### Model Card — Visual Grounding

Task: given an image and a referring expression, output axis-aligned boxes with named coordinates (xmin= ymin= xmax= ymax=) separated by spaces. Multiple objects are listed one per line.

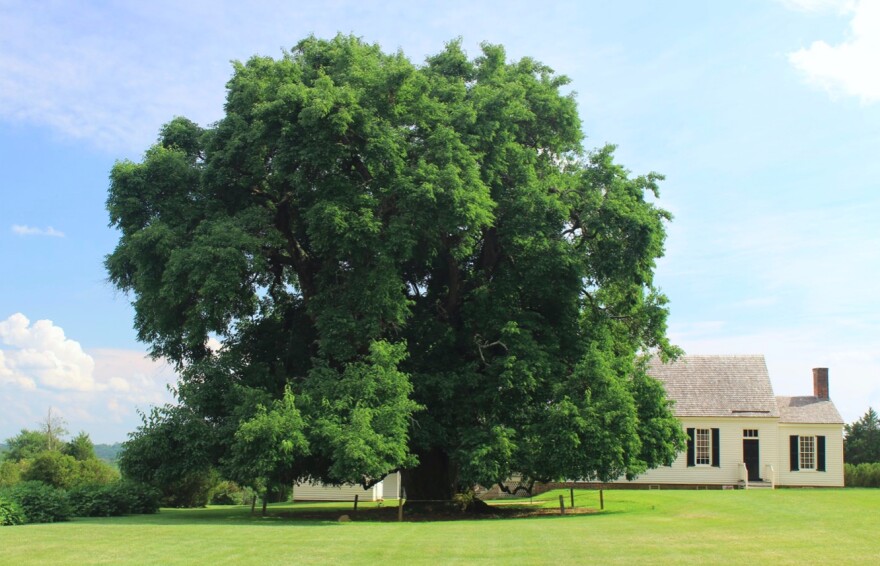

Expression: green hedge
xmin=1 ymin=481 xmax=71 ymax=523
xmin=844 ymin=463 xmax=880 ymax=487
xmin=0 ymin=495 xmax=26 ymax=526
xmin=68 ymin=481 xmax=161 ymax=517
xmin=0 ymin=480 xmax=159 ymax=525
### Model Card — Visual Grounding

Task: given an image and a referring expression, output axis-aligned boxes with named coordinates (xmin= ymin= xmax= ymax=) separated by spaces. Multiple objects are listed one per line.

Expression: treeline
xmin=844 ymin=407 xmax=879 ymax=488
xmin=1 ymin=412 xmax=158 ymax=526
xmin=844 ymin=463 xmax=880 ymax=488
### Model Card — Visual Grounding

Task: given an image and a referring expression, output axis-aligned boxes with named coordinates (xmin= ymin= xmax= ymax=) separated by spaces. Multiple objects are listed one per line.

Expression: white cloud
xmin=11 ymin=225 xmax=65 ymax=238
xmin=0 ymin=313 xmax=96 ymax=391
xmin=788 ymin=1 xmax=880 ymax=103
xmin=0 ymin=350 xmax=36 ymax=390
xmin=0 ymin=314 xmax=178 ymax=442
xmin=0 ymin=2 xmax=229 ymax=153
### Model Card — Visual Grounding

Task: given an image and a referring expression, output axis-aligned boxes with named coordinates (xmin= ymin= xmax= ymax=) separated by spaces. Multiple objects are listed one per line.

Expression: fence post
xmin=397 ymin=497 xmax=404 ymax=522
xmin=570 ymin=487 xmax=574 ymax=509
xmin=353 ymin=494 xmax=359 ymax=514
xmin=559 ymin=494 xmax=565 ymax=515
xmin=600 ymin=489 xmax=604 ymax=510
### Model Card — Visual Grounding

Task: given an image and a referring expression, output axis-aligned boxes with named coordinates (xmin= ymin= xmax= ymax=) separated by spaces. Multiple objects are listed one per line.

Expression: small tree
xmin=118 ymin=406 xmax=217 ymax=507
xmin=39 ymin=408 xmax=68 ymax=452
xmin=0 ymin=461 xmax=23 ymax=488
xmin=845 ymin=408 xmax=880 ymax=465
xmin=2 ymin=430 xmax=49 ymax=462
xmin=22 ymin=451 xmax=78 ymax=489
xmin=64 ymin=432 xmax=97 ymax=461
xmin=225 ymin=386 xmax=309 ymax=515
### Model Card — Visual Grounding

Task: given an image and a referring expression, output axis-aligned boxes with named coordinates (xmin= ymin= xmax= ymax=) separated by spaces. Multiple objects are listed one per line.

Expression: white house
xmin=293 ymin=471 xmax=401 ymax=502
xmin=625 ymin=355 xmax=844 ymax=488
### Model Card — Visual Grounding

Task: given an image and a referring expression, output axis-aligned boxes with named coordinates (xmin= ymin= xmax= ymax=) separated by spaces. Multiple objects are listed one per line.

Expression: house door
xmin=743 ymin=439 xmax=760 ymax=481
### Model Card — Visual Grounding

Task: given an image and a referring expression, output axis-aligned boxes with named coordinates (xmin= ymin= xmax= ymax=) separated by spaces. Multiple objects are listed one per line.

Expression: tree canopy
xmin=845 ymin=407 xmax=880 ymax=465
xmin=107 ymin=35 xmax=684 ymax=502
xmin=1 ymin=427 xmax=117 ymax=490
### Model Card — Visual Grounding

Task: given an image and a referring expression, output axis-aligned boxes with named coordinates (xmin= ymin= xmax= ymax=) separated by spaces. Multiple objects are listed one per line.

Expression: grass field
xmin=1 ymin=488 xmax=878 ymax=565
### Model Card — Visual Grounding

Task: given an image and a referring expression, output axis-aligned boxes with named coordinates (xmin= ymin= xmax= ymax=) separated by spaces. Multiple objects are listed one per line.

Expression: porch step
xmin=747 ymin=481 xmax=774 ymax=489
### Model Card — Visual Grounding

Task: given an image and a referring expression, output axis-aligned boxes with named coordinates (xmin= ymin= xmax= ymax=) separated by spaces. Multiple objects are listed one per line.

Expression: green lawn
xmin=1 ymin=489 xmax=877 ymax=565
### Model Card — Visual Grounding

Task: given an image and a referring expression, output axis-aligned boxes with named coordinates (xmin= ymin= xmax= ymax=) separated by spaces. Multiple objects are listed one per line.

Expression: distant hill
xmin=94 ymin=443 xmax=123 ymax=462
xmin=0 ymin=443 xmax=7 ymax=455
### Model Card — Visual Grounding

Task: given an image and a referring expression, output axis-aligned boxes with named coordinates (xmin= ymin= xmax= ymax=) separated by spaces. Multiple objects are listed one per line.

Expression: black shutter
xmin=686 ymin=428 xmax=695 ymax=467
xmin=711 ymin=428 xmax=720 ymax=467
xmin=817 ymin=436 xmax=826 ymax=472
xmin=790 ymin=435 xmax=799 ymax=471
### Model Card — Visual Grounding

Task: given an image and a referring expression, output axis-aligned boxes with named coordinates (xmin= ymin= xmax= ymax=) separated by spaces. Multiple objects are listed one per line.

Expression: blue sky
xmin=1 ymin=0 xmax=878 ymax=443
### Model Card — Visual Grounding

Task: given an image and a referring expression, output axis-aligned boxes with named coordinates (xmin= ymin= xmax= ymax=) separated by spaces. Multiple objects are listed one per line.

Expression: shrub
xmin=1 ymin=481 xmax=71 ymax=523
xmin=74 ymin=458 xmax=120 ymax=487
xmin=21 ymin=451 xmax=78 ymax=489
xmin=157 ymin=474 xmax=216 ymax=508
xmin=0 ymin=495 xmax=26 ymax=526
xmin=845 ymin=462 xmax=880 ymax=487
xmin=68 ymin=481 xmax=161 ymax=517
xmin=210 ymin=481 xmax=247 ymax=505
xmin=22 ymin=451 xmax=120 ymax=490
xmin=117 ymin=481 xmax=161 ymax=515
xmin=0 ymin=460 xmax=23 ymax=488
xmin=68 ymin=484 xmax=125 ymax=517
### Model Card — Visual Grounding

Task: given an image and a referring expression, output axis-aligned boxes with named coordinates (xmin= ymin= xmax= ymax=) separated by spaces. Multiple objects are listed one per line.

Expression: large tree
xmin=845 ymin=407 xmax=880 ymax=465
xmin=107 ymin=35 xmax=683 ymax=502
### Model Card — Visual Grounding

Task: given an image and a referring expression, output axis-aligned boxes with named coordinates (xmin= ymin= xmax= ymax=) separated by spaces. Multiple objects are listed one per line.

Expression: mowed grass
xmin=1 ymin=488 xmax=878 ymax=565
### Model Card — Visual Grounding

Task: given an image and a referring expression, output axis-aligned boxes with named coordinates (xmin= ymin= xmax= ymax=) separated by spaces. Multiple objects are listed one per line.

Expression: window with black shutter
xmin=711 ymin=428 xmax=720 ymax=467
xmin=686 ymin=428 xmax=695 ymax=467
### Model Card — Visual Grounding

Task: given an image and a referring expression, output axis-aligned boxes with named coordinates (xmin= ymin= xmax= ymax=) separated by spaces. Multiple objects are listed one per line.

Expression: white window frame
xmin=799 ymin=435 xmax=816 ymax=471
xmin=695 ymin=428 xmax=711 ymax=466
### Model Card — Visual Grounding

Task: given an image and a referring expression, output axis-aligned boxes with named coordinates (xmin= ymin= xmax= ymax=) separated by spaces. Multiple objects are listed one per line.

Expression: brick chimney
xmin=813 ymin=367 xmax=829 ymax=399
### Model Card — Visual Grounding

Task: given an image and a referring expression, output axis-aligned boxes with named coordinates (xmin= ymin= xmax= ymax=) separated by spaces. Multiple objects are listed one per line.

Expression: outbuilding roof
xmin=777 ymin=396 xmax=844 ymax=424
xmin=647 ymin=355 xmax=780 ymax=418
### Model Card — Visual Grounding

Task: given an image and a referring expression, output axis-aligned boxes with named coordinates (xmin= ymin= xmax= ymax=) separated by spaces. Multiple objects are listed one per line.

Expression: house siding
xmin=292 ymin=472 xmax=402 ymax=501
xmin=382 ymin=471 xmax=401 ymax=499
xmin=293 ymin=481 xmax=383 ymax=501
xmin=776 ymin=424 xmax=844 ymax=487
xmin=623 ymin=417 xmax=780 ymax=486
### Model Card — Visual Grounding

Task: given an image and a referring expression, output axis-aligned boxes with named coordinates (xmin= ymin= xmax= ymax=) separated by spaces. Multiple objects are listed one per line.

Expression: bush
xmin=845 ymin=462 xmax=880 ymax=487
xmin=74 ymin=458 xmax=120 ymax=487
xmin=210 ymin=481 xmax=247 ymax=505
xmin=21 ymin=451 xmax=119 ymax=489
xmin=158 ymin=474 xmax=216 ymax=508
xmin=68 ymin=484 xmax=125 ymax=517
xmin=68 ymin=481 xmax=161 ymax=517
xmin=119 ymin=481 xmax=161 ymax=514
xmin=0 ymin=460 xmax=23 ymax=488
xmin=0 ymin=495 xmax=26 ymax=526
xmin=1 ymin=481 xmax=71 ymax=523
xmin=22 ymin=451 xmax=78 ymax=489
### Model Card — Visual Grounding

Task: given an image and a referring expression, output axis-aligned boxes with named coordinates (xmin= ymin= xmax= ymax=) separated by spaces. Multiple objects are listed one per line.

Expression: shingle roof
xmin=647 ymin=355 xmax=780 ymax=418
xmin=776 ymin=396 xmax=844 ymax=424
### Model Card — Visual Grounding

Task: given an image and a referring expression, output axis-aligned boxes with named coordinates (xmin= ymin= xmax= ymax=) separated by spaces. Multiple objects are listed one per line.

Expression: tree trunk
xmin=400 ymin=448 xmax=495 ymax=514
xmin=261 ymin=486 xmax=269 ymax=517
xmin=401 ymin=448 xmax=456 ymax=503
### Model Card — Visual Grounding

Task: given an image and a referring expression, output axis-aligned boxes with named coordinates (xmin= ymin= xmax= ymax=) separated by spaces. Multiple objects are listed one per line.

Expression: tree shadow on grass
xmin=68 ymin=502 xmax=612 ymax=526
